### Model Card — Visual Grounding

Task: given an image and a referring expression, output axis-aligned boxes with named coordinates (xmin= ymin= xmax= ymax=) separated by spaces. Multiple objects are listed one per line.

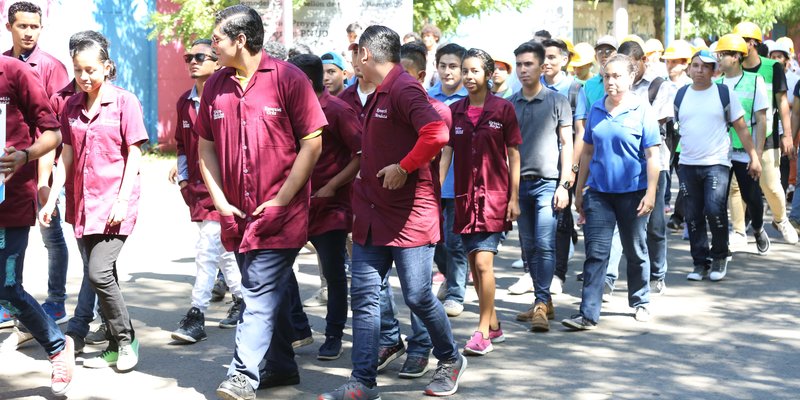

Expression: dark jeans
xmin=580 ymin=190 xmax=650 ymax=324
xmin=350 ymin=240 xmax=458 ymax=386
xmin=441 ymin=199 xmax=467 ymax=303
xmin=731 ymin=160 xmax=765 ymax=231
xmin=517 ymin=178 xmax=558 ymax=303
xmin=66 ymin=241 xmax=108 ymax=338
xmin=678 ymin=164 xmax=731 ymax=267
xmin=554 ymin=187 xmax=575 ymax=281
xmin=0 ymin=227 xmax=66 ymax=357
xmin=80 ymin=234 xmax=134 ymax=348
xmin=40 ymin=199 xmax=69 ymax=303
xmin=310 ymin=230 xmax=348 ymax=339
xmin=647 ymin=171 xmax=669 ymax=281
xmin=230 ymin=248 xmax=300 ymax=390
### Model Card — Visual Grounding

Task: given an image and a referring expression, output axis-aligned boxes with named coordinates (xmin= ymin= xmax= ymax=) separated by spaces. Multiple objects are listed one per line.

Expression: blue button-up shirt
xmin=428 ymin=82 xmax=468 ymax=199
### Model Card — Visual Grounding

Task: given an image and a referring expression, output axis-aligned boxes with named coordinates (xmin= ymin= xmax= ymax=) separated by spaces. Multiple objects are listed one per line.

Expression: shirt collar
xmin=375 ymin=64 xmax=405 ymax=94
xmin=592 ymin=94 xmax=644 ymax=114
xmin=541 ymin=71 xmax=568 ymax=89
xmin=188 ymin=84 xmax=200 ymax=102
xmin=429 ymin=81 xmax=468 ymax=100
xmin=5 ymin=45 xmax=38 ymax=64
xmin=513 ymin=85 xmax=549 ymax=104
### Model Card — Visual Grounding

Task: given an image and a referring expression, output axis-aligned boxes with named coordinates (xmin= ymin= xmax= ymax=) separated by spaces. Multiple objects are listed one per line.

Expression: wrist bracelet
xmin=395 ymin=164 xmax=408 ymax=176
xmin=22 ymin=149 xmax=29 ymax=164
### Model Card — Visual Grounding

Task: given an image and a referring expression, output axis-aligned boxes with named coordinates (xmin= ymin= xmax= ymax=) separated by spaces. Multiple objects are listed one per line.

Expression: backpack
xmin=648 ymin=77 xmax=665 ymax=105
xmin=673 ymin=83 xmax=732 ymax=128
xmin=567 ymin=80 xmax=583 ymax=115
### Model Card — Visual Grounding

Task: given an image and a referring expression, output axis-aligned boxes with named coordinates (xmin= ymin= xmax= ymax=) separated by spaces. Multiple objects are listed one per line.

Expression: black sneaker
xmin=318 ymin=378 xmax=381 ymax=400
xmin=667 ymin=215 xmax=684 ymax=230
xmin=66 ymin=331 xmax=85 ymax=355
xmin=85 ymin=323 xmax=109 ymax=345
xmin=424 ymin=354 xmax=467 ymax=396
xmin=709 ymin=258 xmax=728 ymax=281
xmin=561 ymin=314 xmax=597 ymax=331
xmin=317 ymin=336 xmax=343 ymax=361
xmin=377 ymin=340 xmax=405 ymax=372
xmin=398 ymin=354 xmax=429 ymax=379
xmin=755 ymin=228 xmax=770 ymax=255
xmin=257 ymin=369 xmax=300 ymax=390
xmin=171 ymin=307 xmax=207 ymax=343
xmin=219 ymin=297 xmax=243 ymax=329
xmin=211 ymin=277 xmax=228 ymax=302
xmin=217 ymin=373 xmax=255 ymax=400
xmin=686 ymin=265 xmax=709 ymax=281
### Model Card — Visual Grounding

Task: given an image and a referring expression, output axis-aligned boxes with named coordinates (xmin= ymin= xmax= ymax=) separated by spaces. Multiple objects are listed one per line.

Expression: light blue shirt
xmin=428 ymin=83 xmax=468 ymax=199
xmin=541 ymin=72 xmax=588 ymax=121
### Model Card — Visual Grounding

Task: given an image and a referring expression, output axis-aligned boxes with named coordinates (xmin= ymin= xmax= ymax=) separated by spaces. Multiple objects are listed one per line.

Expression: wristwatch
xmin=571 ymin=163 xmax=580 ymax=174
xmin=561 ymin=181 xmax=572 ymax=190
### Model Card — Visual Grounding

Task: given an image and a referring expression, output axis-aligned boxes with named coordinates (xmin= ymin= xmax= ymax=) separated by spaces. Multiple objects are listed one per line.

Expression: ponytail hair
xmin=71 ymin=34 xmax=117 ymax=81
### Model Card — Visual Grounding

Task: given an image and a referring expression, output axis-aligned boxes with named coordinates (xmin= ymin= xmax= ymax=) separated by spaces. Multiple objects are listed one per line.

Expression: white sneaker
xmin=729 ymin=231 xmax=748 ymax=248
xmin=303 ymin=287 xmax=328 ymax=307
xmin=511 ymin=258 xmax=524 ymax=269
xmin=442 ymin=299 xmax=464 ymax=317
xmin=1 ymin=326 xmax=34 ymax=352
xmin=507 ymin=273 xmax=534 ymax=295
xmin=773 ymin=219 xmax=799 ymax=244
xmin=550 ymin=276 xmax=564 ymax=295
xmin=634 ymin=306 xmax=651 ymax=322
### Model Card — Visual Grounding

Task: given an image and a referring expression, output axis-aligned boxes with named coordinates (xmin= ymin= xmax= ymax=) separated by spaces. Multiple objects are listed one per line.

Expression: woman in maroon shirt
xmin=441 ymin=49 xmax=522 ymax=356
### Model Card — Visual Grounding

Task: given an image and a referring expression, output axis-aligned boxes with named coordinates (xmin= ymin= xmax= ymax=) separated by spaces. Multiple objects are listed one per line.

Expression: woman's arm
xmin=506 ymin=146 xmax=520 ymax=222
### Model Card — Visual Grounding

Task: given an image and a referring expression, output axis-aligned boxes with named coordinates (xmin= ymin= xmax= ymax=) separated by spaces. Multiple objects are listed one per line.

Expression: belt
xmin=732 ymin=148 xmax=746 ymax=153
xmin=521 ymin=175 xmax=556 ymax=181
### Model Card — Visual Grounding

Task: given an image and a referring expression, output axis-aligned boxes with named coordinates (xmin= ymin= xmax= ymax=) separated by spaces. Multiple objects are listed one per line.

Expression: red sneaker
xmin=50 ymin=336 xmax=75 ymax=396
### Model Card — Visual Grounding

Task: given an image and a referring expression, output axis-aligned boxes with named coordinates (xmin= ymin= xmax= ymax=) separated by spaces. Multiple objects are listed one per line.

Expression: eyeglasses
xmin=714 ymin=51 xmax=737 ymax=60
xmin=184 ymin=53 xmax=217 ymax=64
xmin=596 ymin=48 xmax=615 ymax=57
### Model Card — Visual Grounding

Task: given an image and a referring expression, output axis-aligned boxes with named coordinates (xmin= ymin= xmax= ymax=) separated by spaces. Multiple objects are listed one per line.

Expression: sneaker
xmin=507 ymin=273 xmax=534 ymax=295
xmin=530 ymin=301 xmax=550 ymax=332
xmin=50 ymin=336 xmax=75 ymax=396
xmin=602 ymin=283 xmax=613 ymax=303
xmin=83 ymin=347 xmax=118 ymax=368
xmin=709 ymin=258 xmax=728 ymax=281
xmin=0 ymin=306 xmax=14 ymax=329
xmin=85 ymin=324 xmax=109 ymax=345
xmin=773 ymin=219 xmax=799 ymax=244
xmin=303 ymin=287 xmax=328 ymax=307
xmin=398 ymin=354 xmax=429 ymax=378
xmin=561 ymin=314 xmax=597 ymax=331
xmin=550 ymin=276 xmax=564 ymax=295
xmin=511 ymin=258 xmax=524 ymax=269
xmin=634 ymin=306 xmax=651 ymax=322
xmin=319 ymin=378 xmax=381 ymax=400
xmin=219 ymin=297 xmax=243 ymax=329
xmin=442 ymin=299 xmax=463 ymax=317
xmin=116 ymin=338 xmax=140 ymax=372
xmin=687 ymin=265 xmax=709 ymax=281
xmin=424 ymin=354 xmax=467 ymax=396
xmin=172 ymin=307 xmax=207 ymax=343
xmin=650 ymin=280 xmax=666 ymax=295
xmin=1 ymin=325 xmax=34 ymax=352
xmin=432 ymin=272 xmax=446 ymax=284
xmin=66 ymin=332 xmax=85 ymax=355
xmin=317 ymin=336 xmax=343 ymax=361
xmin=435 ymin=283 xmax=447 ymax=301
xmin=790 ymin=219 xmax=800 ymax=235
xmin=211 ymin=277 xmax=228 ymax=302
xmin=292 ymin=334 xmax=314 ymax=349
xmin=576 ymin=272 xmax=584 ymax=281
xmin=41 ymin=301 xmax=69 ymax=324
xmin=667 ymin=215 xmax=683 ymax=230
xmin=257 ymin=369 xmax=300 ymax=389
xmin=488 ymin=323 xmax=505 ymax=343
xmin=729 ymin=231 xmax=748 ymax=248
xmin=217 ymin=373 xmax=256 ymax=400
xmin=377 ymin=340 xmax=405 ymax=371
xmin=755 ymin=229 xmax=770 ymax=255
xmin=463 ymin=331 xmax=492 ymax=355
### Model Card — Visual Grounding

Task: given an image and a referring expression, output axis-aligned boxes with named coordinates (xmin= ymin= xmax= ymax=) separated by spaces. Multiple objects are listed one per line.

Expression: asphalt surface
xmin=1 ymin=157 xmax=798 ymax=400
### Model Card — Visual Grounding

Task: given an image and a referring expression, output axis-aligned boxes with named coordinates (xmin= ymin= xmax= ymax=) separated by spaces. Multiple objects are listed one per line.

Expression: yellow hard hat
xmin=644 ymin=38 xmax=664 ymax=54
xmin=662 ymin=40 xmax=693 ymax=60
xmin=715 ymin=34 xmax=748 ymax=54
xmin=620 ymin=34 xmax=645 ymax=49
xmin=557 ymin=37 xmax=576 ymax=55
xmin=777 ymin=37 xmax=795 ymax=55
xmin=569 ymin=42 xmax=595 ymax=67
xmin=732 ymin=21 xmax=763 ymax=42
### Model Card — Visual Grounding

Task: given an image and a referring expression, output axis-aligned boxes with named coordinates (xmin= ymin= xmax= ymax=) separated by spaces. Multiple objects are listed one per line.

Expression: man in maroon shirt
xmin=0 ymin=56 xmax=74 ymax=396
xmin=319 ymin=25 xmax=466 ymax=400
xmin=195 ymin=5 xmax=327 ymax=400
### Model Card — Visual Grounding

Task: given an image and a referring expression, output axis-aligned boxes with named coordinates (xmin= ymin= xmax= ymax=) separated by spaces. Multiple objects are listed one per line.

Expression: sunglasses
xmin=595 ymin=48 xmax=615 ymax=57
xmin=183 ymin=53 xmax=216 ymax=64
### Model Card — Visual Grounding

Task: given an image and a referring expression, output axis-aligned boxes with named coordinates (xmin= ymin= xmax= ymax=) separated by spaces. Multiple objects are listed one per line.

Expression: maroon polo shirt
xmin=5 ymin=45 xmax=69 ymax=97
xmin=175 ymin=88 xmax=218 ymax=223
xmin=352 ymin=64 xmax=446 ymax=247
xmin=195 ymin=51 xmax=327 ymax=252
xmin=449 ymin=93 xmax=522 ymax=234
xmin=338 ymin=81 xmax=367 ymax=121
xmin=0 ymin=56 xmax=60 ymax=227
xmin=49 ymin=80 xmax=77 ymax=224
xmin=308 ymin=90 xmax=362 ymax=237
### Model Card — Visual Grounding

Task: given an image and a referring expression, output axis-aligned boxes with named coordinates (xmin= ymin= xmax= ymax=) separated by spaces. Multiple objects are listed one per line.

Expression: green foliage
xmin=680 ymin=0 xmax=792 ymax=38
xmin=413 ymin=0 xmax=534 ymax=35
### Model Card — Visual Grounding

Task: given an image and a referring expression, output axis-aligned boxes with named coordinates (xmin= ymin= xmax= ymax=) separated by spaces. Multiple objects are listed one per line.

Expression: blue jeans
xmin=66 ymin=240 xmax=102 ymax=338
xmin=517 ymin=178 xmax=558 ymax=303
xmin=378 ymin=273 xmax=432 ymax=356
xmin=310 ymin=230 xmax=348 ymax=339
xmin=229 ymin=248 xmax=300 ymax=390
xmin=442 ymin=199 xmax=468 ymax=303
xmin=678 ymin=164 xmax=731 ymax=266
xmin=350 ymin=241 xmax=458 ymax=386
xmin=0 ymin=227 xmax=66 ymax=356
xmin=580 ymin=190 xmax=650 ymax=324
xmin=40 ymin=195 xmax=69 ymax=303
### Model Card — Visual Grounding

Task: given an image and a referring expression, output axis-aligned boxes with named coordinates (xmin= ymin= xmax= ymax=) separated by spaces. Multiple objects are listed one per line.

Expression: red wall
xmin=156 ymin=0 xmax=193 ymax=151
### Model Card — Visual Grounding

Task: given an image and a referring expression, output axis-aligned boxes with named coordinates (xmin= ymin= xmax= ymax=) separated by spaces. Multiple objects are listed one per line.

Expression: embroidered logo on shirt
xmin=213 ymin=110 xmax=225 ymax=120
xmin=182 ymin=120 xmax=191 ymax=128
xmin=455 ymin=126 xmax=464 ymax=135
xmin=488 ymin=121 xmax=503 ymax=130
xmin=374 ymin=108 xmax=388 ymax=119
xmin=0 ymin=96 xmax=9 ymax=104
xmin=264 ymin=106 xmax=283 ymax=116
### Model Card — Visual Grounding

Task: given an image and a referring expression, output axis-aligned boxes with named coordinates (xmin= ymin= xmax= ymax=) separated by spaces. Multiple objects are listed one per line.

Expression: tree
xmin=413 ymin=0 xmax=534 ymax=35
xmin=678 ymin=0 xmax=791 ymax=39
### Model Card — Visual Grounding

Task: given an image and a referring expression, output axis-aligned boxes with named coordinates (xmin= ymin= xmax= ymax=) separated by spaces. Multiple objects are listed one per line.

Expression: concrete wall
xmin=574 ymin=1 xmax=656 ymax=44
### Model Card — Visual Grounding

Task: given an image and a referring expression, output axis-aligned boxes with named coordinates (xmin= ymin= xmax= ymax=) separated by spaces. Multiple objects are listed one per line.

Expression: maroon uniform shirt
xmin=308 ymin=90 xmax=362 ymax=237
xmin=352 ymin=64 xmax=446 ymax=247
xmin=175 ymin=88 xmax=218 ymax=223
xmin=0 ymin=56 xmax=61 ymax=227
xmin=338 ymin=81 xmax=367 ymax=121
xmin=4 ymin=45 xmax=69 ymax=97
xmin=195 ymin=52 xmax=328 ymax=252
xmin=449 ymin=94 xmax=522 ymax=234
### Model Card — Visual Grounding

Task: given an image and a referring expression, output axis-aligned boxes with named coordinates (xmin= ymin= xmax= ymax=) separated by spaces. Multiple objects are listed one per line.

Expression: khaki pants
xmin=730 ymin=148 xmax=787 ymax=232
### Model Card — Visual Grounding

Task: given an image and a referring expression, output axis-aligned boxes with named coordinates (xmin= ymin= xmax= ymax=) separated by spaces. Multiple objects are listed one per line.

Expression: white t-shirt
xmin=721 ymin=73 xmax=769 ymax=163
xmin=631 ymin=70 xmax=676 ymax=171
xmin=356 ymin=84 xmax=374 ymax=106
xmin=678 ymin=84 xmax=745 ymax=167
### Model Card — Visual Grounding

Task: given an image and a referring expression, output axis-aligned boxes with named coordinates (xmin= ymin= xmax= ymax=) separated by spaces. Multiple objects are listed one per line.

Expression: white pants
xmin=191 ymin=220 xmax=241 ymax=311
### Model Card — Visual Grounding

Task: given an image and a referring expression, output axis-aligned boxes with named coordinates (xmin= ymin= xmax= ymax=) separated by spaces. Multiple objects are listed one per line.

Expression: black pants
xmin=554 ymin=187 xmax=575 ymax=281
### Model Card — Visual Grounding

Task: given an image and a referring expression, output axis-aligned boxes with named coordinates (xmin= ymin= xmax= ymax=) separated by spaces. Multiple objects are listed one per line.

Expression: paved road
xmin=1 ymin=157 xmax=798 ymax=400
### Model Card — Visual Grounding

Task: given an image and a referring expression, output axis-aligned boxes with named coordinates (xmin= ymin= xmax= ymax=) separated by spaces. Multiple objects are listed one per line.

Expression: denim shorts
xmin=460 ymin=232 xmax=502 ymax=254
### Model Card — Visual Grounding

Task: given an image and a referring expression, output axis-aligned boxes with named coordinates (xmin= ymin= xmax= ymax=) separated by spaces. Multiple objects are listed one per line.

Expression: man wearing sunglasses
xmin=168 ymin=38 xmax=244 ymax=344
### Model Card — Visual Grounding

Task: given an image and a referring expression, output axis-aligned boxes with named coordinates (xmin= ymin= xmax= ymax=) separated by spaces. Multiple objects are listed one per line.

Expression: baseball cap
xmin=595 ymin=35 xmax=618 ymax=50
xmin=692 ymin=49 xmax=717 ymax=65
xmin=321 ymin=51 xmax=345 ymax=71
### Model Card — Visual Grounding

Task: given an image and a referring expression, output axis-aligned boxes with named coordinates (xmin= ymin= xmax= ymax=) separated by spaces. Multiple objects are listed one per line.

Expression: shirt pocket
xmin=250 ymin=205 xmax=290 ymax=238
xmin=219 ymin=214 xmax=244 ymax=252
xmin=479 ymin=189 xmax=509 ymax=223
xmin=259 ymin=114 xmax=296 ymax=149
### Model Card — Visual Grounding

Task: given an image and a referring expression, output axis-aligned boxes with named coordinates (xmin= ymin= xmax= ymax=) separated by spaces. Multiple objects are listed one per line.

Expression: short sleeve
xmin=641 ymin=104 xmax=661 ymax=149
xmin=574 ymin=87 xmax=588 ymax=121
xmin=16 ymin=65 xmax=60 ymax=134
xmin=773 ymin=62 xmax=788 ymax=94
xmin=285 ymin=70 xmax=328 ymax=141
xmin=336 ymin=103 xmax=362 ymax=155
xmin=396 ymin=83 xmax=442 ymax=132
xmin=503 ymin=102 xmax=523 ymax=146
xmin=583 ymin=110 xmax=595 ymax=145
xmin=196 ymin=85 xmax=214 ymax=141
xmin=652 ymin=81 xmax=675 ymax=120
xmin=752 ymin=76 xmax=770 ymax=112
xmin=555 ymin=93 xmax=573 ymax=127
xmin=726 ymin=85 xmax=746 ymax=123
xmin=119 ymin=93 xmax=149 ymax=147
xmin=60 ymin=106 xmax=72 ymax=146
